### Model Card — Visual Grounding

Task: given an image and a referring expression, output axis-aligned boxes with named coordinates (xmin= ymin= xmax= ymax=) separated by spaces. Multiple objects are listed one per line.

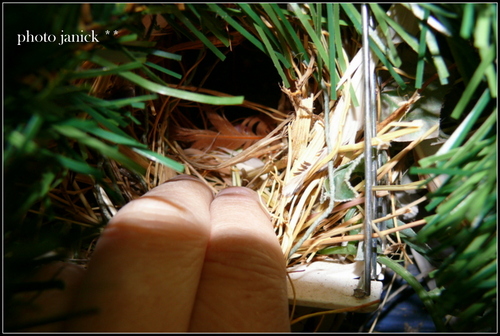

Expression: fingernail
xmin=217 ymin=186 xmax=257 ymax=198
xmin=166 ymin=174 xmax=201 ymax=183
xmin=217 ymin=187 xmax=271 ymax=220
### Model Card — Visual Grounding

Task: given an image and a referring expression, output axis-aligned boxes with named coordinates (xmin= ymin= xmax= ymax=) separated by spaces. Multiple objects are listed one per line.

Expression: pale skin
xmin=13 ymin=175 xmax=290 ymax=332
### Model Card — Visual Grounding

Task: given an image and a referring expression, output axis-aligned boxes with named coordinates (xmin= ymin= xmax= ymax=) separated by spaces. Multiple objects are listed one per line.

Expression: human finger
xmin=188 ymin=187 xmax=290 ymax=332
xmin=7 ymin=262 xmax=85 ymax=332
xmin=65 ymin=176 xmax=214 ymax=332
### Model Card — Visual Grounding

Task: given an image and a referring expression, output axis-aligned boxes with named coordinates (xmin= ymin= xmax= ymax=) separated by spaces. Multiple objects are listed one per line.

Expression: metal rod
xmin=361 ymin=3 xmax=374 ymax=297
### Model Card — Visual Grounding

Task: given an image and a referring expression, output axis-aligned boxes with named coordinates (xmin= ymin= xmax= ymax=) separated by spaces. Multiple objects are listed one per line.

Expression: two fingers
xmin=64 ymin=176 xmax=289 ymax=332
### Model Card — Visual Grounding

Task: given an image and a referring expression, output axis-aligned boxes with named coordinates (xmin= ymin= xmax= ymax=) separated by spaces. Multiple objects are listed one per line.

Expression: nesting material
xmin=287 ymin=261 xmax=382 ymax=312
xmin=72 ymin=5 xmax=443 ymax=316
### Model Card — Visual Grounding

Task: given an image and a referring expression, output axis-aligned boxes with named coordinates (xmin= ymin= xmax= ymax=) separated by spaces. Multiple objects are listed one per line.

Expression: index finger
xmin=65 ymin=176 xmax=214 ymax=332
xmin=189 ymin=187 xmax=290 ymax=332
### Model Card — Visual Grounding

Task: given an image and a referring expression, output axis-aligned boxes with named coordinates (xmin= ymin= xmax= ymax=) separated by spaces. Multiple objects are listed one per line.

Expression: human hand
xmin=12 ymin=175 xmax=290 ymax=332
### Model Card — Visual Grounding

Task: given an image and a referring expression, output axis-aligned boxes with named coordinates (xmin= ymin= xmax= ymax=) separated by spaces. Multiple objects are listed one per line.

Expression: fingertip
xmin=9 ymin=262 xmax=86 ymax=332
xmin=165 ymin=174 xmax=204 ymax=183
xmin=215 ymin=187 xmax=271 ymax=221
xmin=216 ymin=186 xmax=257 ymax=198
xmin=65 ymin=175 xmax=215 ymax=332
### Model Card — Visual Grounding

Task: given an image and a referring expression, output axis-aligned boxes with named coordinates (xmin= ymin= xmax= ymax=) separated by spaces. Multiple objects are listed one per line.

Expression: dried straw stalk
xmin=162 ymin=65 xmax=430 ymax=267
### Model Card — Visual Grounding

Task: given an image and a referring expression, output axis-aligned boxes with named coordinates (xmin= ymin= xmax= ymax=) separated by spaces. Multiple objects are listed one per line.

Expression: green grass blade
xmin=145 ymin=61 xmax=182 ymax=79
xmin=289 ymin=3 xmax=330 ymax=71
xmin=90 ymin=54 xmax=244 ymax=105
xmin=240 ymin=4 xmax=280 ymax=50
xmin=314 ymin=4 xmax=324 ymax=75
xmin=419 ymin=4 xmax=459 ymax=18
xmin=52 ymin=154 xmax=104 ymax=177
xmin=260 ymin=4 xmax=297 ymax=69
xmin=61 ymin=119 xmax=148 ymax=148
xmin=52 ymin=124 xmax=145 ymax=174
xmin=424 ymin=23 xmax=450 ymax=85
xmin=170 ymin=6 xmax=226 ymax=61
xmin=341 ymin=3 xmax=406 ymax=88
xmin=270 ymin=4 xmax=308 ymax=64
xmin=68 ymin=61 xmax=143 ymax=79
xmin=206 ymin=4 xmax=266 ymax=54
xmin=260 ymin=5 xmax=291 ymax=50
xmin=333 ymin=4 xmax=347 ymax=76
xmin=149 ymin=49 xmax=182 ymax=61
xmin=132 ymin=147 xmax=184 ymax=173
xmin=383 ymin=7 xmax=420 ymax=53
xmin=446 ymin=89 xmax=491 ymax=146
xmin=340 ymin=4 xmax=362 ymax=33
xmin=370 ymin=4 xmax=402 ymax=67
xmin=415 ymin=9 xmax=430 ymax=89
xmin=326 ymin=4 xmax=338 ymax=100
xmin=74 ymin=97 xmax=129 ymax=135
xmin=254 ymin=24 xmax=290 ymax=88
xmin=451 ymin=43 xmax=495 ymax=119
xmin=370 ymin=40 xmax=407 ymax=89
xmin=378 ymin=255 xmax=446 ymax=331
xmin=98 ymin=94 xmax=158 ymax=109
xmin=187 ymin=4 xmax=230 ymax=48
xmin=473 ymin=5 xmax=493 ymax=50
xmin=460 ymin=3 xmax=475 ymax=39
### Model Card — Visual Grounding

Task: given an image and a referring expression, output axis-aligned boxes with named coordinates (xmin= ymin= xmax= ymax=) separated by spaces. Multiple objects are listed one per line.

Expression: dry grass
xmin=65 ymin=9 xmax=438 ymax=270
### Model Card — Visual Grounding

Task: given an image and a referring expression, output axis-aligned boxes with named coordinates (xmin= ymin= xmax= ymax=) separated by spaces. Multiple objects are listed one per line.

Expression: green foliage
xmin=4 ymin=4 xmax=242 ymax=323
xmin=405 ymin=5 xmax=496 ymax=330
xmin=3 ymin=3 xmax=496 ymax=332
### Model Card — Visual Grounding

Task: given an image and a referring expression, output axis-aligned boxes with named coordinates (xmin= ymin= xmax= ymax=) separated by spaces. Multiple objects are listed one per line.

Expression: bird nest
xmin=51 ymin=4 xmax=452 ymax=265
xmin=65 ymin=12 xmax=440 ymax=269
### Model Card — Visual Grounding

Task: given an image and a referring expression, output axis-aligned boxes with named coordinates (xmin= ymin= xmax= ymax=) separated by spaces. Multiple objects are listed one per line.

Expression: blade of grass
xmin=369 ymin=4 xmax=402 ymax=67
xmin=419 ymin=4 xmax=459 ymax=18
xmin=326 ymin=3 xmax=338 ymax=100
xmin=118 ymin=46 xmax=171 ymax=87
xmin=314 ymin=3 xmax=324 ymax=75
xmin=53 ymin=124 xmax=145 ymax=174
xmin=415 ymin=8 xmax=430 ymax=89
xmin=261 ymin=5 xmax=295 ymax=53
xmin=289 ymin=3 xmax=330 ymax=71
xmin=132 ymin=147 xmax=184 ymax=173
xmin=450 ymin=46 xmax=495 ymax=120
xmin=145 ymin=61 xmax=182 ymax=79
xmin=341 ymin=3 xmax=406 ymax=88
xmin=52 ymin=153 xmax=104 ymax=177
xmin=370 ymin=41 xmax=407 ymax=89
xmin=170 ymin=6 xmax=226 ymax=61
xmin=207 ymin=4 xmax=265 ymax=54
xmin=98 ymin=94 xmax=158 ymax=109
xmin=378 ymin=255 xmax=446 ymax=331
xmin=186 ymin=4 xmax=230 ymax=48
xmin=68 ymin=61 xmax=144 ymax=79
xmin=424 ymin=21 xmax=450 ymax=85
xmin=270 ymin=3 xmax=309 ymax=65
xmin=60 ymin=119 xmax=148 ymax=148
xmin=239 ymin=4 xmax=280 ymax=51
xmin=383 ymin=7 xmax=420 ymax=53
xmin=93 ymin=49 xmax=147 ymax=64
xmin=74 ymin=97 xmax=130 ymax=136
xmin=460 ymin=3 xmax=475 ymax=39
xmin=260 ymin=4 xmax=297 ymax=69
xmin=238 ymin=4 xmax=292 ymax=69
xmin=341 ymin=3 xmax=362 ymax=33
xmin=90 ymin=54 xmax=244 ymax=105
xmin=149 ymin=49 xmax=182 ymax=61
xmin=474 ymin=6 xmax=497 ymax=98
xmin=333 ymin=4 xmax=347 ymax=76
xmin=254 ymin=24 xmax=290 ymax=88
